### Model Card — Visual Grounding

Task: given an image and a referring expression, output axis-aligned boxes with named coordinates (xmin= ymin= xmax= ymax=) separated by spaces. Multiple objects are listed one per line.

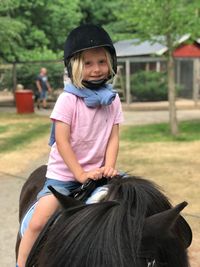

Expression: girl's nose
xmin=93 ymin=63 xmax=100 ymax=72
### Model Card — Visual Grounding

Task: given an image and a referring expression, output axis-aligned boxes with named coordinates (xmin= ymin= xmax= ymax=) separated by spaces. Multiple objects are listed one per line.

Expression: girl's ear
xmin=143 ymin=202 xmax=192 ymax=248
xmin=48 ymin=185 xmax=85 ymax=209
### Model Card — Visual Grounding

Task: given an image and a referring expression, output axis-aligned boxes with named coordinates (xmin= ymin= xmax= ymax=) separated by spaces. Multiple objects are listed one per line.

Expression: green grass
xmin=0 ymin=111 xmax=200 ymax=154
xmin=120 ymin=120 xmax=200 ymax=142
xmin=0 ymin=113 xmax=50 ymax=153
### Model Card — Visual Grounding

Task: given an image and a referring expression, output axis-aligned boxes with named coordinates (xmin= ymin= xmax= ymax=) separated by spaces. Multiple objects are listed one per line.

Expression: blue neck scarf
xmin=64 ymin=83 xmax=116 ymax=107
xmin=48 ymin=83 xmax=116 ymax=146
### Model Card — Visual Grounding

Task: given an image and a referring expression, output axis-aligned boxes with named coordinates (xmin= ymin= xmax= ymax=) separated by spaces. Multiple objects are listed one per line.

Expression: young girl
xmin=17 ymin=24 xmax=123 ymax=267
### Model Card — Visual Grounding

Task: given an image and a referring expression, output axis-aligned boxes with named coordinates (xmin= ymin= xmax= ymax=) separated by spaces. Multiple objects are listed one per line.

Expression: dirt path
xmin=0 ymin=135 xmax=49 ymax=266
xmin=0 ymin=174 xmax=24 ymax=266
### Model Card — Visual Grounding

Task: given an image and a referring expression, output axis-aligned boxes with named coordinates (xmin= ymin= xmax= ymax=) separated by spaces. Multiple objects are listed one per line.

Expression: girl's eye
xmin=99 ymin=59 xmax=106 ymax=64
xmin=84 ymin=61 xmax=91 ymax=66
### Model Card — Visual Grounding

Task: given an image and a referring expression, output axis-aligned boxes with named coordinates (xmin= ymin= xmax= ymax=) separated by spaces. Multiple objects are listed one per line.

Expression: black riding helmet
xmin=64 ymin=24 xmax=117 ymax=79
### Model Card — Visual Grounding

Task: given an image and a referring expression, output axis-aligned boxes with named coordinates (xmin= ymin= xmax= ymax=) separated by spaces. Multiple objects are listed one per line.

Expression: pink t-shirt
xmin=46 ymin=92 xmax=124 ymax=181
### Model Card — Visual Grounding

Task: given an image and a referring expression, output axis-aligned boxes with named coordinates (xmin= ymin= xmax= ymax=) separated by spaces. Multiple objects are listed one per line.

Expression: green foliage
xmin=39 ymin=0 xmax=82 ymax=52
xmin=111 ymin=0 xmax=200 ymax=135
xmin=0 ymin=0 xmax=82 ymax=62
xmin=0 ymin=68 xmax=12 ymax=91
xmin=0 ymin=0 xmax=126 ymax=63
xmin=16 ymin=47 xmax=60 ymax=62
xmin=79 ymin=0 xmax=117 ymax=25
xmin=1 ymin=0 xmax=199 ymax=64
xmin=16 ymin=63 xmax=64 ymax=91
xmin=1 ymin=63 xmax=64 ymax=91
xmin=0 ymin=16 xmax=25 ymax=62
xmin=131 ymin=71 xmax=168 ymax=101
xmin=114 ymin=0 xmax=200 ymax=46
xmin=130 ymin=70 xmax=182 ymax=102
xmin=0 ymin=0 xmax=126 ymax=62
xmin=120 ymin=120 xmax=200 ymax=142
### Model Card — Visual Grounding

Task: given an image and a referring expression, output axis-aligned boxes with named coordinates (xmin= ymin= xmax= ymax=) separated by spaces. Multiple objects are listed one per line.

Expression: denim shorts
xmin=37 ymin=178 xmax=81 ymax=201
xmin=40 ymin=90 xmax=47 ymax=100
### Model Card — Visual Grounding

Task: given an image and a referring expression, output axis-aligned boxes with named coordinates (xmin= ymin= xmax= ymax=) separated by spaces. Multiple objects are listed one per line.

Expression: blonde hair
xmin=70 ymin=48 xmax=115 ymax=88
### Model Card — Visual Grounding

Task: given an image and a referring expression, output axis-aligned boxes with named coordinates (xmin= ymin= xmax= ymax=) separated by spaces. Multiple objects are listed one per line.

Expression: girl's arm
xmin=55 ymin=121 xmax=102 ymax=183
xmin=101 ymin=124 xmax=119 ymax=177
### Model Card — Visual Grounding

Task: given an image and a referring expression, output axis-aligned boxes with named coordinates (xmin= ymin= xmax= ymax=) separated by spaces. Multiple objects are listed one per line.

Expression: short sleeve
xmin=113 ymin=94 xmax=124 ymax=124
xmin=50 ymin=92 xmax=77 ymax=125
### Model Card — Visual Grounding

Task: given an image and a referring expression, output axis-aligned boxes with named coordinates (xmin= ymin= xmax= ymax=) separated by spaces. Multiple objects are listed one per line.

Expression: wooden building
xmin=114 ymin=37 xmax=200 ymax=104
xmin=173 ymin=41 xmax=200 ymax=105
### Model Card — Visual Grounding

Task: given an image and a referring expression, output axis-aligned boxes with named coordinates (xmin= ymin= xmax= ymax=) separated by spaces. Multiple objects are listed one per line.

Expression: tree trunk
xmin=167 ymin=51 xmax=178 ymax=136
xmin=12 ymin=62 xmax=17 ymax=103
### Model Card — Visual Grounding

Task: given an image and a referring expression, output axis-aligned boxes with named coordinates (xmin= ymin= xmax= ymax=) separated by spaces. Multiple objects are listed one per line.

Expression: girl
xmin=17 ymin=24 xmax=123 ymax=267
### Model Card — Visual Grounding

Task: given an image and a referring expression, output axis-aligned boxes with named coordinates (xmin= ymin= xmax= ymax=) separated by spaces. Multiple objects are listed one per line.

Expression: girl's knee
xmin=27 ymin=195 xmax=58 ymax=233
xmin=29 ymin=217 xmax=47 ymax=233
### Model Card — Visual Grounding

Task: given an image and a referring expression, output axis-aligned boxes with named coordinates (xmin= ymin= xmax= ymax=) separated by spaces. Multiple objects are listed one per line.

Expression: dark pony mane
xmin=37 ymin=175 xmax=190 ymax=267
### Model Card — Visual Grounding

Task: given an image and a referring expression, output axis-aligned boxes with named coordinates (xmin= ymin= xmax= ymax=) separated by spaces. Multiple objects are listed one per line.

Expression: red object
xmin=15 ymin=90 xmax=34 ymax=114
xmin=173 ymin=43 xmax=200 ymax=57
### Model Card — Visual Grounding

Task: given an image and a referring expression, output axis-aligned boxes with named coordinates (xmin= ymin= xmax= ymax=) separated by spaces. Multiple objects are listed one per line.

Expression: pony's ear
xmin=48 ymin=185 xmax=85 ymax=209
xmin=143 ymin=201 xmax=192 ymax=248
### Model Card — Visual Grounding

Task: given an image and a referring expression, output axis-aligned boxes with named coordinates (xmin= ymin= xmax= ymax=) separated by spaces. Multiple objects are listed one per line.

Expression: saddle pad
xmin=86 ymin=185 xmax=109 ymax=204
xmin=20 ymin=202 xmax=38 ymax=237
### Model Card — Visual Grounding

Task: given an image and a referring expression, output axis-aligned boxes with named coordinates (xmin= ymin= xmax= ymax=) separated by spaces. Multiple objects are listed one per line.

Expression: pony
xmin=16 ymin=165 xmax=192 ymax=267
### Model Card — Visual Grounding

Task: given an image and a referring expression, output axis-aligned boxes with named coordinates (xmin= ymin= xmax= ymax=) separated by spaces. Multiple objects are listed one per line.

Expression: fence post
xmin=12 ymin=62 xmax=17 ymax=94
xmin=193 ymin=58 xmax=200 ymax=107
xmin=125 ymin=59 xmax=131 ymax=104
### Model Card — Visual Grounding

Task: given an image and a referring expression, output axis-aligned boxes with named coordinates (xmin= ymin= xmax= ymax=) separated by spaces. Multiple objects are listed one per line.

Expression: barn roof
xmin=114 ymin=39 xmax=166 ymax=58
xmin=173 ymin=43 xmax=200 ymax=57
xmin=114 ymin=35 xmax=200 ymax=58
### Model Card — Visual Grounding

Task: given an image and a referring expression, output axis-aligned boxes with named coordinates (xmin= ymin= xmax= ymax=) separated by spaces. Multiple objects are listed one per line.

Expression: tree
xmin=32 ymin=0 xmax=82 ymax=52
xmin=0 ymin=0 xmax=124 ymax=62
xmin=79 ymin=0 xmax=122 ymax=41
xmin=114 ymin=0 xmax=200 ymax=135
xmin=79 ymin=0 xmax=117 ymax=25
xmin=0 ymin=0 xmax=82 ymax=62
xmin=0 ymin=0 xmax=25 ymax=62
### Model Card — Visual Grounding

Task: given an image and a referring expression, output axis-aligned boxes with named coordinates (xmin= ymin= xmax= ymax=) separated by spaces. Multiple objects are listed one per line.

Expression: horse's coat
xmin=16 ymin=165 xmax=192 ymax=267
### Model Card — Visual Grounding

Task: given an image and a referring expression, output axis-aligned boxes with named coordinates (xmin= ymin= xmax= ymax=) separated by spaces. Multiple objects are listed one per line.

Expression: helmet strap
xmin=82 ymin=79 xmax=108 ymax=89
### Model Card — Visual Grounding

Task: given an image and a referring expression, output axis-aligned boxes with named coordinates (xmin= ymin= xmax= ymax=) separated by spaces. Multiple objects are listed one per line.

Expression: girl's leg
xmin=17 ymin=194 xmax=59 ymax=267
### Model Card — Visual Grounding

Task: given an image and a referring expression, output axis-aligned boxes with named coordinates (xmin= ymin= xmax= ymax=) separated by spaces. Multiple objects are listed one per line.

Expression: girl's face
xmin=82 ymin=48 xmax=109 ymax=81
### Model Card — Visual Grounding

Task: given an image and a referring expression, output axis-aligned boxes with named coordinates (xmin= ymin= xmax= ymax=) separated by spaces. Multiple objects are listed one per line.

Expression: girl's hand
xmin=100 ymin=166 xmax=118 ymax=178
xmin=78 ymin=168 xmax=103 ymax=183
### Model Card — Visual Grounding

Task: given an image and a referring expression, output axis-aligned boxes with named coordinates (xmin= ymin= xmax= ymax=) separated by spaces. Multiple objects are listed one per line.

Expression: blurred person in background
xmin=35 ymin=67 xmax=52 ymax=109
